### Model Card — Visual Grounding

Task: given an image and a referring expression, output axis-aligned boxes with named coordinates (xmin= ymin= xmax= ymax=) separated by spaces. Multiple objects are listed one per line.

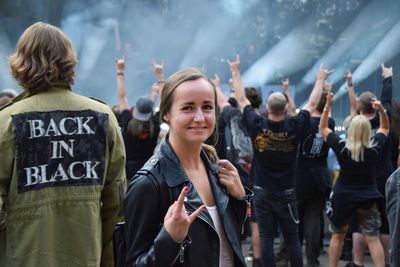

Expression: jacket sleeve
xmin=230 ymin=187 xmax=252 ymax=236
xmin=101 ymin=112 xmax=127 ymax=267
xmin=0 ymin=114 xmax=15 ymax=231
xmin=386 ymin=169 xmax=400 ymax=267
xmin=381 ymin=77 xmax=393 ymax=117
xmin=124 ymin=174 xmax=181 ymax=267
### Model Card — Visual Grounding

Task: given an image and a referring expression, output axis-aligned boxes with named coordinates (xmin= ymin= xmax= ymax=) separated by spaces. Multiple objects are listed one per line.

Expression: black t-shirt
xmin=120 ymin=109 xmax=160 ymax=179
xmin=298 ymin=117 xmax=335 ymax=168
xmin=242 ymin=105 xmax=311 ymax=191
xmin=327 ymin=132 xmax=386 ymax=186
xmin=370 ymin=114 xmax=394 ymax=191
xmin=326 ymin=132 xmax=386 ymax=226
xmin=296 ymin=117 xmax=335 ymax=200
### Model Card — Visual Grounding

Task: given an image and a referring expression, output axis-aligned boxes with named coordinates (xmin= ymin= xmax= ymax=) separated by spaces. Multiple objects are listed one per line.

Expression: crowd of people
xmin=1 ymin=22 xmax=400 ymax=267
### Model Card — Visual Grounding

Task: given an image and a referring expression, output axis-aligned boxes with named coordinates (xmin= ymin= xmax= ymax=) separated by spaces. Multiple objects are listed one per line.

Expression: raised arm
xmin=345 ymin=70 xmax=357 ymax=117
xmin=319 ymin=92 xmax=334 ymax=141
xmin=380 ymin=63 xmax=393 ymax=114
xmin=372 ymin=99 xmax=390 ymax=136
xmin=151 ymin=60 xmax=165 ymax=101
xmin=211 ymin=74 xmax=229 ymax=111
xmin=116 ymin=58 xmax=129 ymax=111
xmin=303 ymin=64 xmax=333 ymax=113
xmin=282 ymin=78 xmax=297 ymax=115
xmin=227 ymin=55 xmax=250 ymax=113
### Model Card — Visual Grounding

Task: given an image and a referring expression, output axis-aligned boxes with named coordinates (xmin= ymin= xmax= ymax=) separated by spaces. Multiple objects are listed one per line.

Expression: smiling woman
xmin=123 ymin=67 xmax=251 ymax=267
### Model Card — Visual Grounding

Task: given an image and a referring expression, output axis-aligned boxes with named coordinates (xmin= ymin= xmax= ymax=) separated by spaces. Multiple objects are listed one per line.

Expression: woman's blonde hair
xmin=345 ymin=115 xmax=374 ymax=162
xmin=8 ymin=22 xmax=77 ymax=92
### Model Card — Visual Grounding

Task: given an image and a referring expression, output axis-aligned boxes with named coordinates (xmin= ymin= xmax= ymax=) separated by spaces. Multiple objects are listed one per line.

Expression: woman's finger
xmin=174 ymin=186 xmax=189 ymax=213
xmin=189 ymin=205 xmax=206 ymax=224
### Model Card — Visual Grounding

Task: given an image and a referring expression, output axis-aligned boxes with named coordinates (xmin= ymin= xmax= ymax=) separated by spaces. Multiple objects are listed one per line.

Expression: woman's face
xmin=163 ymin=78 xmax=216 ymax=145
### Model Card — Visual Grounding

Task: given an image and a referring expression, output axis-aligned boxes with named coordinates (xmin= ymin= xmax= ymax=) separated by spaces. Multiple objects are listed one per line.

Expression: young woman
xmin=123 ymin=68 xmax=250 ymax=266
xmin=319 ymin=93 xmax=389 ymax=267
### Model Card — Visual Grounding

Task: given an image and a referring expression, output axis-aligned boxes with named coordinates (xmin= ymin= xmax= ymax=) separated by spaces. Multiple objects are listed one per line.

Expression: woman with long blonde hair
xmin=319 ymin=93 xmax=389 ymax=267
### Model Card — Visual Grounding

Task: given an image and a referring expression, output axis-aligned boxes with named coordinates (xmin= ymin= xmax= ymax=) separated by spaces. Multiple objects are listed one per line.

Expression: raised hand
xmin=218 ymin=159 xmax=245 ymax=199
xmin=152 ymin=60 xmax=164 ymax=81
xmin=371 ymin=98 xmax=384 ymax=113
xmin=116 ymin=57 xmax=125 ymax=72
xmin=326 ymin=92 xmax=334 ymax=108
xmin=381 ymin=63 xmax=393 ymax=79
xmin=317 ymin=64 xmax=334 ymax=81
xmin=211 ymin=74 xmax=221 ymax=89
xmin=227 ymin=54 xmax=241 ymax=74
xmin=164 ymin=186 xmax=205 ymax=242
xmin=345 ymin=70 xmax=353 ymax=85
xmin=281 ymin=78 xmax=289 ymax=92
xmin=324 ymin=82 xmax=333 ymax=93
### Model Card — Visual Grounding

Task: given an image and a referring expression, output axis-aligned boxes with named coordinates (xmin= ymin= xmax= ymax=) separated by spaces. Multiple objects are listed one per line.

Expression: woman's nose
xmin=193 ymin=108 xmax=205 ymax=121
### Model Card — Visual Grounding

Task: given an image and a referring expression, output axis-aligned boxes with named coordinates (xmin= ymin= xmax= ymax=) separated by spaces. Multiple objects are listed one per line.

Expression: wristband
xmin=117 ymin=72 xmax=124 ymax=76
xmin=157 ymin=80 xmax=165 ymax=84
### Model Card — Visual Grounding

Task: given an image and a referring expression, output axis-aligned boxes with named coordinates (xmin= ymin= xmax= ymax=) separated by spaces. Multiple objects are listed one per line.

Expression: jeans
xmin=386 ymin=168 xmax=400 ymax=267
xmin=298 ymin=196 xmax=325 ymax=265
xmin=254 ymin=186 xmax=303 ymax=267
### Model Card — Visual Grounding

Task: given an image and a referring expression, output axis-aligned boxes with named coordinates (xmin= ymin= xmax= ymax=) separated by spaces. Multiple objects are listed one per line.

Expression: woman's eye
xmin=182 ymin=106 xmax=193 ymax=111
xmin=203 ymin=105 xmax=214 ymax=110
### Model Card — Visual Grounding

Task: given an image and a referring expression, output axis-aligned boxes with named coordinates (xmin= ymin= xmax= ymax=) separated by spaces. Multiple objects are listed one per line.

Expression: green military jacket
xmin=0 ymin=86 xmax=126 ymax=267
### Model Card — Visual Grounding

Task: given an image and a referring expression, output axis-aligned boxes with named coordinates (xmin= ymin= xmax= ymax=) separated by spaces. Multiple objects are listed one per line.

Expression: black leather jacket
xmin=124 ymin=138 xmax=248 ymax=267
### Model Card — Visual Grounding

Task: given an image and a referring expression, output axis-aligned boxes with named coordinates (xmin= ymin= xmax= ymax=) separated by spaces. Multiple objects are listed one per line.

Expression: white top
xmin=206 ymin=205 xmax=234 ymax=267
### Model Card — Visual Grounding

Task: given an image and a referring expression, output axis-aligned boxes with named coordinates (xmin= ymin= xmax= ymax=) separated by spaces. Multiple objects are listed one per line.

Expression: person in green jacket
xmin=0 ymin=22 xmax=126 ymax=267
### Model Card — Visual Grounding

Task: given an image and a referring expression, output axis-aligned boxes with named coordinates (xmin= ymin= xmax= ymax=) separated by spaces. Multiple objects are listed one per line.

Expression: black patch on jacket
xmin=12 ymin=110 xmax=107 ymax=193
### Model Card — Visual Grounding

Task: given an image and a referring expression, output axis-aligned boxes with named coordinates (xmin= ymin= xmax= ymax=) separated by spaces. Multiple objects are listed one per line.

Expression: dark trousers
xmin=298 ymin=195 xmax=325 ymax=265
xmin=254 ymin=186 xmax=303 ymax=267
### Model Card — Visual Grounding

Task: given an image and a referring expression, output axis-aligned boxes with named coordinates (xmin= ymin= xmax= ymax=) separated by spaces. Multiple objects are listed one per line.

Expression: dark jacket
xmin=123 ymin=138 xmax=248 ymax=267
xmin=386 ymin=167 xmax=400 ymax=267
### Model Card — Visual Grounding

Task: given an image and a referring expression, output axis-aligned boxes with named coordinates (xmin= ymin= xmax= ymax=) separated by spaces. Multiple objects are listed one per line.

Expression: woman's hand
xmin=326 ymin=92 xmax=334 ymax=108
xmin=116 ymin=57 xmax=125 ymax=72
xmin=218 ymin=159 xmax=246 ymax=199
xmin=152 ymin=60 xmax=164 ymax=81
xmin=371 ymin=98 xmax=384 ymax=113
xmin=227 ymin=54 xmax=241 ymax=75
xmin=164 ymin=186 xmax=205 ymax=243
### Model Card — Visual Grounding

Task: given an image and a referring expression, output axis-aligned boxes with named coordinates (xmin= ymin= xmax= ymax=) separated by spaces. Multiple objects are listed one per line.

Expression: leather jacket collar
xmin=155 ymin=137 xmax=230 ymax=222
xmin=156 ymin=136 xmax=219 ymax=187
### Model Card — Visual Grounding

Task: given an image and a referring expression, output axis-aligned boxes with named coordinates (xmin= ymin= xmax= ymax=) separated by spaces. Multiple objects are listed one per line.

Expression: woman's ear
xmin=163 ymin=113 xmax=170 ymax=123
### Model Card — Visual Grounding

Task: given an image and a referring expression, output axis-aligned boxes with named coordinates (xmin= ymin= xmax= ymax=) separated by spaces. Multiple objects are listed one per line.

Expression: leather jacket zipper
xmin=172 ymin=239 xmax=191 ymax=265
xmin=186 ymin=206 xmax=217 ymax=233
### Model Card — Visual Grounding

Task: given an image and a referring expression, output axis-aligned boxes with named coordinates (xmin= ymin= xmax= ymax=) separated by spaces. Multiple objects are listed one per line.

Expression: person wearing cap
xmin=115 ymin=58 xmax=162 ymax=181
xmin=0 ymin=22 xmax=126 ymax=266
xmin=0 ymin=89 xmax=17 ymax=108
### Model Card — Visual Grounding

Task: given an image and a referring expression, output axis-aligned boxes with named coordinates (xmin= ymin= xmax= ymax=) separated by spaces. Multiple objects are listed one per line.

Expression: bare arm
xmin=116 ymin=58 xmax=129 ymax=111
xmin=345 ymin=70 xmax=357 ymax=117
xmin=282 ymin=78 xmax=297 ymax=115
xmin=227 ymin=55 xmax=250 ymax=113
xmin=372 ymin=99 xmax=390 ymax=136
xmin=303 ymin=64 xmax=333 ymax=113
xmin=151 ymin=60 xmax=165 ymax=101
xmin=211 ymin=74 xmax=229 ymax=112
xmin=319 ymin=92 xmax=334 ymax=141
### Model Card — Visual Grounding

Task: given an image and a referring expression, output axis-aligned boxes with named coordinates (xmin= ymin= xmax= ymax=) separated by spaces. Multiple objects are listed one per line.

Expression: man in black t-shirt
xmin=227 ymin=55 xmax=333 ymax=267
xmin=296 ymin=87 xmax=335 ymax=267
xmin=350 ymin=64 xmax=393 ymax=267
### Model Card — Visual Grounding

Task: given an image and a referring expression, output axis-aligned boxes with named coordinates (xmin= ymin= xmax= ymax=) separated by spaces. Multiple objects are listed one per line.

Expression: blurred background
xmin=1 ymin=0 xmax=400 ymax=126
